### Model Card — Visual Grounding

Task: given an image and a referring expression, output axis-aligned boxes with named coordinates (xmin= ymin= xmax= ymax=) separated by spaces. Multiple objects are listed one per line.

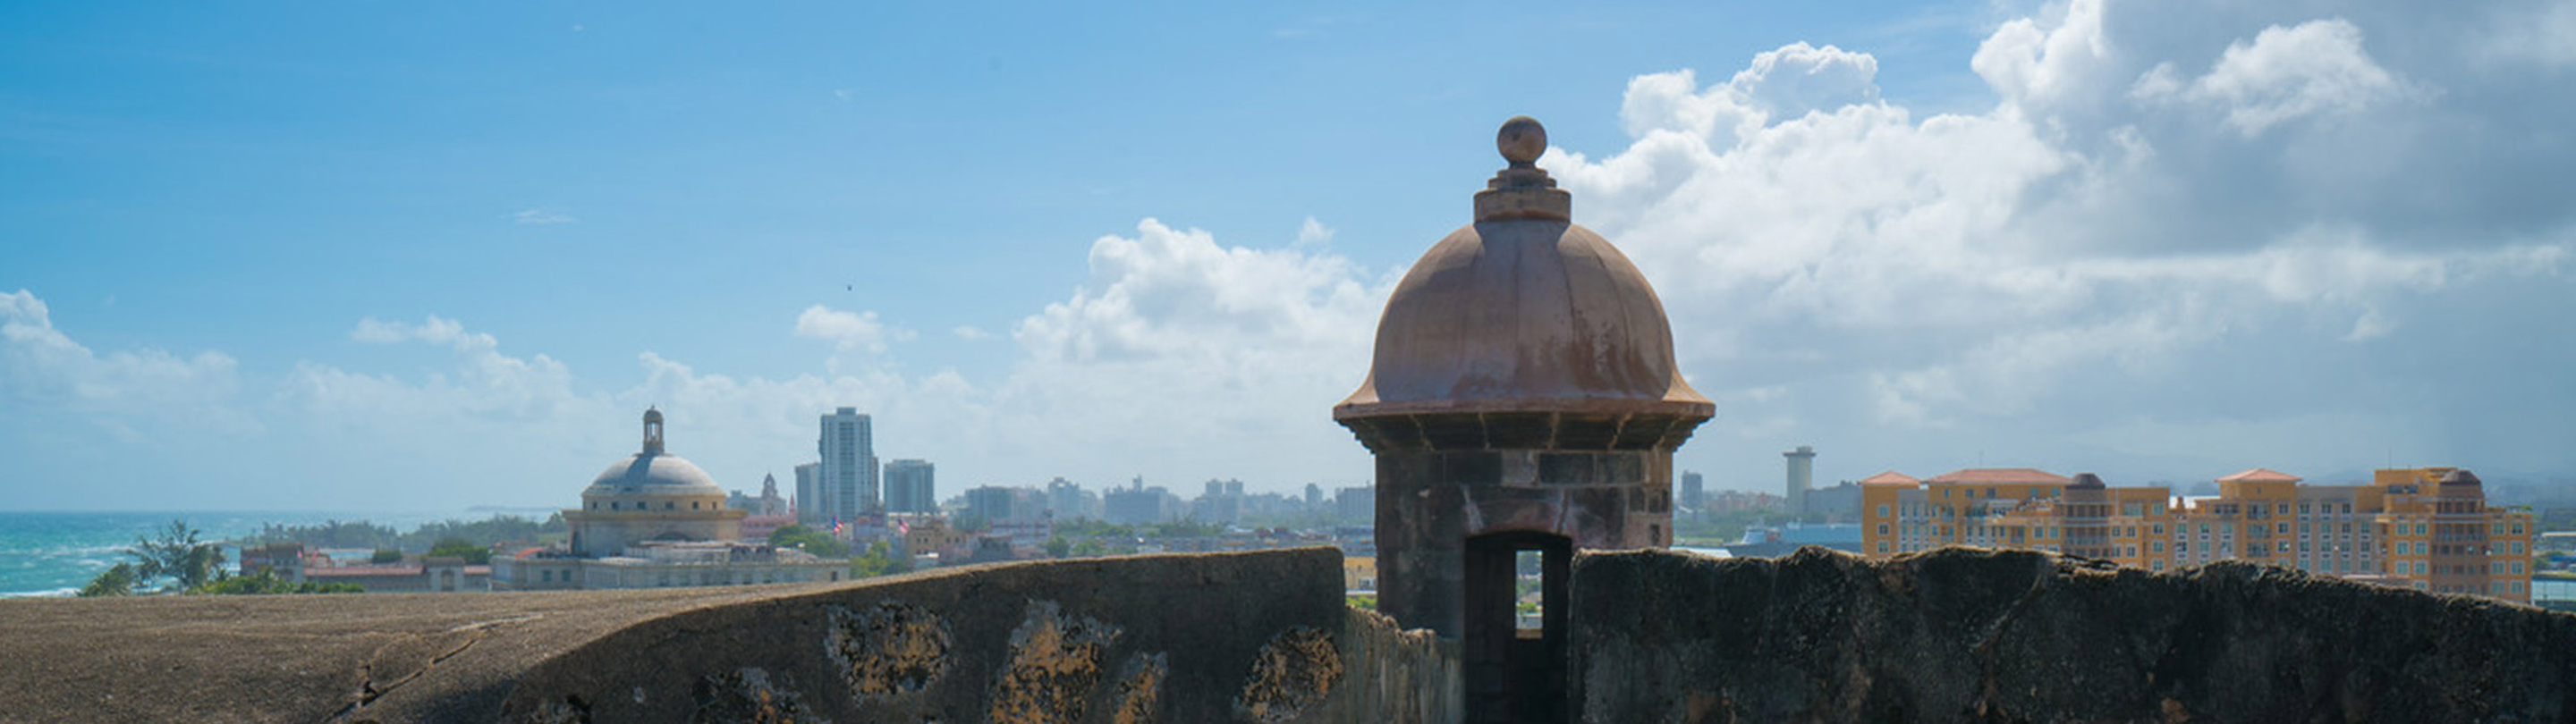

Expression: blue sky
xmin=5 ymin=0 xmax=2573 ymax=511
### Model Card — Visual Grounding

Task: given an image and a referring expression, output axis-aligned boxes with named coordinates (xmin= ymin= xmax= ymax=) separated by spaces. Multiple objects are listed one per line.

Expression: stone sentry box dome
xmin=1335 ymin=116 xmax=1712 ymax=724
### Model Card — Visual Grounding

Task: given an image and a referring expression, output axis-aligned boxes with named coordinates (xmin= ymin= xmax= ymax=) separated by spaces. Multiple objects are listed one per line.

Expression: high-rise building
xmin=1305 ymin=484 xmax=1325 ymax=511
xmin=816 ymin=408 xmax=878 ymax=522
xmin=1784 ymin=446 xmax=1817 ymax=515
xmin=1335 ymin=485 xmax=1373 ymax=525
xmin=1194 ymin=478 xmax=1246 ymax=524
xmin=1044 ymin=477 xmax=1097 ymax=521
xmin=792 ymin=462 xmax=821 ymax=525
xmin=1858 ymin=467 xmax=2537 ymax=602
xmin=1680 ymin=471 xmax=1706 ymax=510
xmin=883 ymin=459 xmax=936 ymax=514
xmin=1104 ymin=477 xmax=1180 ymax=525
xmin=965 ymin=485 xmax=1036 ymax=525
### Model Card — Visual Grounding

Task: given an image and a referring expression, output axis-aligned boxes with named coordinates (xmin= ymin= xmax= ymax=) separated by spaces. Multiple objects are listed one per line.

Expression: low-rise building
xmin=1861 ymin=466 xmax=2536 ymax=602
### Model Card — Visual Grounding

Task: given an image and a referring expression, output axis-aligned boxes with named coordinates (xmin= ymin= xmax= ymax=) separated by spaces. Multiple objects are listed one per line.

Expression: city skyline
xmin=6 ymin=0 xmax=2575 ymax=511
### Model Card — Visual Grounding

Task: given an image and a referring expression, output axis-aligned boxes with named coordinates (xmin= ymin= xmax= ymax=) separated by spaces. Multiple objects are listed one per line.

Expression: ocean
xmin=0 ymin=510 xmax=475 ymax=597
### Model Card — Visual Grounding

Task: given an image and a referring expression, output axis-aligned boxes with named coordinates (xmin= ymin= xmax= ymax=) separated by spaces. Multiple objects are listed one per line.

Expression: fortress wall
xmin=1570 ymin=546 xmax=2576 ymax=724
xmin=496 ymin=547 xmax=1458 ymax=724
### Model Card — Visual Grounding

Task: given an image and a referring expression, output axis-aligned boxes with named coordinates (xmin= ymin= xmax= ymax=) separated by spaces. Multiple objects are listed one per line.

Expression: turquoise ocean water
xmin=0 ymin=510 xmax=467 ymax=597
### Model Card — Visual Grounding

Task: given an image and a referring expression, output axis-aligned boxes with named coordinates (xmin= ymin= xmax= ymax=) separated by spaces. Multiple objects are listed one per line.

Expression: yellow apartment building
xmin=1862 ymin=467 xmax=2536 ymax=602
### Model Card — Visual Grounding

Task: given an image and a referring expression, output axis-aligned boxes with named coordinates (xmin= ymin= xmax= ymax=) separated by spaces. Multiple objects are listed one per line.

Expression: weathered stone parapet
xmin=0 ymin=548 xmax=1463 ymax=724
xmin=495 ymin=548 xmax=1442 ymax=724
xmin=1572 ymin=546 xmax=2576 ymax=724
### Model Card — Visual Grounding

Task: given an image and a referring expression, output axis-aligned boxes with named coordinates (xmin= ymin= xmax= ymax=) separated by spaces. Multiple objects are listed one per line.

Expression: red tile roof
xmin=1859 ymin=471 xmax=1920 ymax=484
xmin=2216 ymin=467 xmax=2302 ymax=484
xmin=1925 ymin=467 xmax=2071 ymax=484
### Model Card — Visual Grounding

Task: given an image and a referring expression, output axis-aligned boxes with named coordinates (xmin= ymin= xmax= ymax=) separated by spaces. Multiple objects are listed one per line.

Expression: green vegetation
xmin=1345 ymin=594 xmax=1377 ymax=610
xmin=371 ymin=548 xmax=403 ymax=564
xmin=425 ymin=536 xmax=492 ymax=565
xmin=849 ymin=541 xmax=911 ymax=578
xmin=767 ymin=524 xmax=851 ymax=558
xmin=1053 ymin=519 xmax=1135 ymax=538
xmin=184 ymin=569 xmax=362 ymax=595
xmin=80 ymin=518 xmax=356 ymax=597
xmin=129 ymin=519 xmax=226 ymax=593
xmin=245 ymin=514 xmax=567 ymax=552
xmin=1043 ymin=536 xmax=1072 ymax=559
xmin=76 ymin=563 xmax=138 ymax=597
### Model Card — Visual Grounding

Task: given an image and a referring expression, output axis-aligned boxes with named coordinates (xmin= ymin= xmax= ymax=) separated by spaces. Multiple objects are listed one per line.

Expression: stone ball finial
xmin=1497 ymin=116 xmax=1546 ymax=165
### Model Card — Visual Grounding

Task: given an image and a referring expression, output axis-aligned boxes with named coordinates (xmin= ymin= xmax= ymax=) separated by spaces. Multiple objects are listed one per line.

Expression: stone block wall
xmin=496 ymin=548 xmax=1457 ymax=724
xmin=1571 ymin=546 xmax=2576 ymax=724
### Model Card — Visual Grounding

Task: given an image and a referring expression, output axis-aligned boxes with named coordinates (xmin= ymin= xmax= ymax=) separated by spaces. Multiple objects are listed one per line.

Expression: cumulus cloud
xmin=0 ymin=290 xmax=250 ymax=439
xmin=2131 ymin=19 xmax=2411 ymax=136
xmin=1549 ymin=0 xmax=2576 ymax=480
xmin=993 ymin=218 xmax=1386 ymax=482
xmin=288 ymin=315 xmax=589 ymax=425
xmin=793 ymin=306 xmax=911 ymax=354
xmin=13 ymin=0 xmax=2576 ymax=507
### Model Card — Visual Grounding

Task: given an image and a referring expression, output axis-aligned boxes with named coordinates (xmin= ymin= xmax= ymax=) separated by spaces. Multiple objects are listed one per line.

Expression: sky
xmin=4 ymin=0 xmax=2573 ymax=512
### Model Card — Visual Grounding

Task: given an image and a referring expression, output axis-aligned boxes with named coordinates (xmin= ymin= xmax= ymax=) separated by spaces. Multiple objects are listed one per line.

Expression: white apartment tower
xmin=818 ymin=408 xmax=879 ymax=522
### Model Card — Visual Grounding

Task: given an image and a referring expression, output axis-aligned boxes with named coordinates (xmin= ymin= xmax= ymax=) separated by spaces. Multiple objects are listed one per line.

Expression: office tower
xmin=883 ymin=459 xmax=936 ymax=514
xmin=792 ymin=462 xmax=821 ymax=525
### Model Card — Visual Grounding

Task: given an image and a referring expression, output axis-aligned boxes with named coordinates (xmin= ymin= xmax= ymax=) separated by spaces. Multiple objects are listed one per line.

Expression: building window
xmin=1877 ymin=542 xmax=1890 ymax=553
xmin=1877 ymin=524 xmax=1890 ymax=536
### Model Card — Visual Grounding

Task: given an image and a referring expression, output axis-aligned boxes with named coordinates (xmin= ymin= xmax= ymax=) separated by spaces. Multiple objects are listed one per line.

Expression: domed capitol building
xmin=492 ymin=408 xmax=848 ymax=590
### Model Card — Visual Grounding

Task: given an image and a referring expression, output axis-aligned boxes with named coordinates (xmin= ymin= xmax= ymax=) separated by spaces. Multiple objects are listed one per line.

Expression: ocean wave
xmin=0 ymin=587 xmax=80 ymax=599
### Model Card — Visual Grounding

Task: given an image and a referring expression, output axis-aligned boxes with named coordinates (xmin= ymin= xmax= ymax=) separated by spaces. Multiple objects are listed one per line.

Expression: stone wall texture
xmin=496 ymin=547 xmax=1457 ymax=724
xmin=1572 ymin=546 xmax=2576 ymax=724
xmin=14 ymin=544 xmax=2576 ymax=723
xmin=0 ymin=548 xmax=1458 ymax=724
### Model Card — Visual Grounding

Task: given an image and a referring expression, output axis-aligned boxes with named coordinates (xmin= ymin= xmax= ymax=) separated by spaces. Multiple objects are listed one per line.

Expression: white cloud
xmin=0 ymin=290 xmax=250 ymax=439
xmin=2131 ymin=19 xmax=2410 ymax=136
xmin=513 ymin=208 xmax=575 ymax=224
xmin=13 ymin=0 xmax=2576 ymax=508
xmin=1548 ymin=0 xmax=2576 ymax=483
xmin=1293 ymin=216 xmax=1335 ymax=248
xmin=793 ymin=306 xmax=911 ymax=354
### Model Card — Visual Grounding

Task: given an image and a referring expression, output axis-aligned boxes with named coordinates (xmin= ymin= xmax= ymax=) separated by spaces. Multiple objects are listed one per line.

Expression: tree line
xmin=79 ymin=519 xmax=362 ymax=597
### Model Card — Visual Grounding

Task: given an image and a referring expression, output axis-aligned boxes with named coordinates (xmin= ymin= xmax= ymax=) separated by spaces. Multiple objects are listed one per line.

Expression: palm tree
xmin=130 ymin=519 xmax=226 ymax=592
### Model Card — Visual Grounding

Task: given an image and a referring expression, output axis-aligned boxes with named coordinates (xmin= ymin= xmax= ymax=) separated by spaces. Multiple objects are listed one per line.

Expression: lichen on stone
xmin=1108 ymin=652 xmax=1169 ymax=724
xmin=691 ymin=667 xmax=821 ymax=724
xmin=987 ymin=600 xmax=1123 ymax=724
xmin=823 ymin=601 xmax=952 ymax=705
xmin=511 ymin=695 xmax=591 ymax=724
xmin=1235 ymin=626 xmax=1343 ymax=724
